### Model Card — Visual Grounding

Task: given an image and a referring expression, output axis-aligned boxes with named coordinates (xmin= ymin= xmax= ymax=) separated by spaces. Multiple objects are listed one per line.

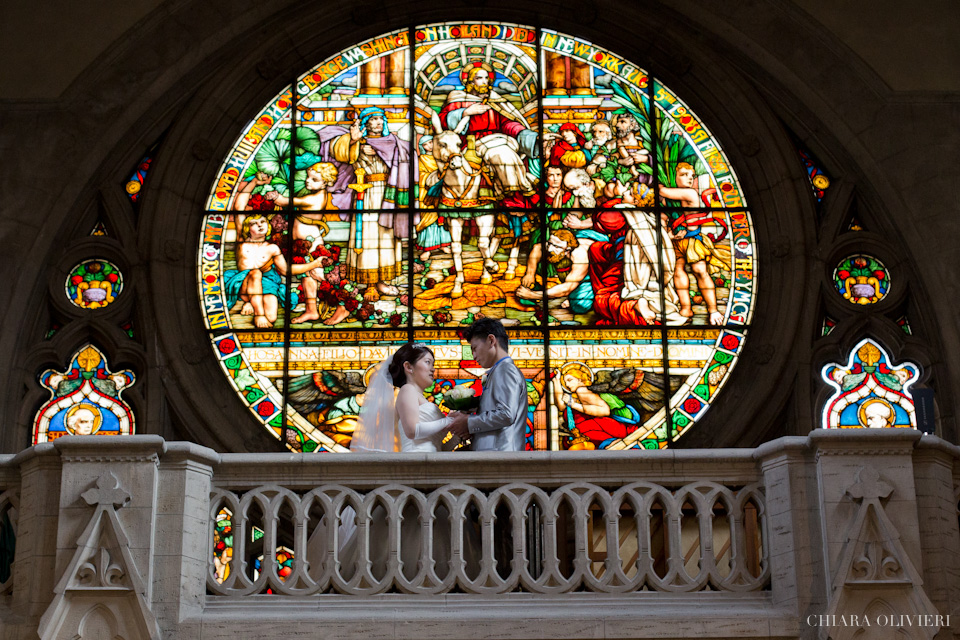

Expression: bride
xmin=352 ymin=343 xmax=453 ymax=454
xmin=335 ymin=343 xmax=479 ymax=585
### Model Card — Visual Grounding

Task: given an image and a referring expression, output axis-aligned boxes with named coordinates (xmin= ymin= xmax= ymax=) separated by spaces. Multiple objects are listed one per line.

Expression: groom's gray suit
xmin=467 ymin=357 xmax=527 ymax=451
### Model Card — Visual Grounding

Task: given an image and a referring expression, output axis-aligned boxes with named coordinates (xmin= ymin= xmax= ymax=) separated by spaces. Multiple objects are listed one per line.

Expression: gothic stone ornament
xmin=38 ymin=473 xmax=160 ymax=640
xmin=820 ymin=466 xmax=940 ymax=640
xmin=821 ymin=339 xmax=919 ymax=430
xmin=34 ymin=344 xmax=136 ymax=444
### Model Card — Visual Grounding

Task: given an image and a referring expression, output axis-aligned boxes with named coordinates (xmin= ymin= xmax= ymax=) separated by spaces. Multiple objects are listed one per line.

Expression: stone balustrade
xmin=0 ymin=430 xmax=959 ymax=639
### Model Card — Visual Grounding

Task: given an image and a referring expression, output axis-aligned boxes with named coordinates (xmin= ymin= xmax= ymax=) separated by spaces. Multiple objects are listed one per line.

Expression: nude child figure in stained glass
xmin=223 ymin=215 xmax=323 ymax=328
xmin=659 ymin=163 xmax=730 ymax=325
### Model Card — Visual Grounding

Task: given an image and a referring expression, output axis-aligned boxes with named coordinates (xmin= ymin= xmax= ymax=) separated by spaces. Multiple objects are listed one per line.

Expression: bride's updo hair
xmin=388 ymin=343 xmax=434 ymax=387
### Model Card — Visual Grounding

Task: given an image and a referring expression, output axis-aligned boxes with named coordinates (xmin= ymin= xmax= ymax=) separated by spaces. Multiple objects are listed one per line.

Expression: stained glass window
xmin=33 ymin=345 xmax=136 ymax=444
xmin=821 ymin=339 xmax=918 ymax=429
xmin=792 ymin=138 xmax=830 ymax=203
xmin=834 ymin=254 xmax=889 ymax=305
xmin=821 ymin=316 xmax=837 ymax=337
xmin=896 ymin=315 xmax=912 ymax=336
xmin=65 ymin=259 xmax=123 ymax=310
xmin=125 ymin=137 xmax=163 ymax=209
xmin=213 ymin=507 xmax=234 ymax=583
xmin=198 ymin=23 xmax=758 ymax=451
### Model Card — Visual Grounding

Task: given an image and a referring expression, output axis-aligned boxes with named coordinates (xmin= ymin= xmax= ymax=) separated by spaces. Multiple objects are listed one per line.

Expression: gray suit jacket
xmin=467 ymin=357 xmax=527 ymax=451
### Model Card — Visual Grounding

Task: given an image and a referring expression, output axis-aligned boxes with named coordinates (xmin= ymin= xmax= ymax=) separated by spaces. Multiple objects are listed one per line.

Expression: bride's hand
xmin=447 ymin=411 xmax=470 ymax=437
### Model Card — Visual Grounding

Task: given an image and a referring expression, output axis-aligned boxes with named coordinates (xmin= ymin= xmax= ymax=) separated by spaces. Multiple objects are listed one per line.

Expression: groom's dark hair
xmin=464 ymin=318 xmax=509 ymax=351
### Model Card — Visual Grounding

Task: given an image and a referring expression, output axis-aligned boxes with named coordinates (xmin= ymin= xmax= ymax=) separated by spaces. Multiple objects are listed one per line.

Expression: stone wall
xmin=0 ymin=0 xmax=957 ymax=454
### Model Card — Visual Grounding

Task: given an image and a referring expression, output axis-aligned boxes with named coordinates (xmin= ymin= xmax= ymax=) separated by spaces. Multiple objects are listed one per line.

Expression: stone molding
xmin=0 ymin=432 xmax=957 ymax=638
xmin=38 ymin=472 xmax=160 ymax=640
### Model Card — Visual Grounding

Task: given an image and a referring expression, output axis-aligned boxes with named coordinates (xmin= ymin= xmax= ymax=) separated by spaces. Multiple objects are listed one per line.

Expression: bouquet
xmin=441 ymin=383 xmax=481 ymax=413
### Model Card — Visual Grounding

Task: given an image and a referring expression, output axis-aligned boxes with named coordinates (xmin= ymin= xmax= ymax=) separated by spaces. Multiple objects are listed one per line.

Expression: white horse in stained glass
xmin=421 ymin=108 xmax=500 ymax=298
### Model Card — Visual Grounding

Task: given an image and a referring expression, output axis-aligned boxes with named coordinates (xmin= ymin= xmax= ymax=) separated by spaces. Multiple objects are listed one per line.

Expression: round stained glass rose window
xmin=197 ymin=22 xmax=758 ymax=452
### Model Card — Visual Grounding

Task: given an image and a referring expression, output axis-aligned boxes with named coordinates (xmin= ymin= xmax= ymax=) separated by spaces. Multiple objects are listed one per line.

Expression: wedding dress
xmin=335 ymin=403 xmax=482 ymax=584
xmin=398 ymin=401 xmax=448 ymax=453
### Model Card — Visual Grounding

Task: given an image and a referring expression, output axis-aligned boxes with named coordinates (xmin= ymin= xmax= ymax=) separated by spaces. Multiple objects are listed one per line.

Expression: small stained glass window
xmin=821 ymin=339 xmax=918 ymax=429
xmin=66 ymin=259 xmax=123 ymax=310
xmin=33 ymin=345 xmax=136 ymax=444
xmin=821 ymin=316 xmax=837 ymax=337
xmin=834 ymin=254 xmax=889 ymax=305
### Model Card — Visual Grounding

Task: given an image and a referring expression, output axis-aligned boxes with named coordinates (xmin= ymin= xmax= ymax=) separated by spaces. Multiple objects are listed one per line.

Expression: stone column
xmin=570 ymin=59 xmax=593 ymax=95
xmin=360 ymin=58 xmax=382 ymax=95
xmin=384 ymin=51 xmax=406 ymax=95
xmin=755 ymin=436 xmax=823 ymax=634
xmin=9 ymin=443 xmax=62 ymax=623
xmin=811 ymin=429 xmax=941 ymax=640
xmin=912 ymin=436 xmax=960 ymax=625
xmin=151 ymin=442 xmax=219 ymax=634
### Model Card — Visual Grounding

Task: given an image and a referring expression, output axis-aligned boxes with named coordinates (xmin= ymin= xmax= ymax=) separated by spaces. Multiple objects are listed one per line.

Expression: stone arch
xmin=0 ymin=0 xmax=950 ymax=451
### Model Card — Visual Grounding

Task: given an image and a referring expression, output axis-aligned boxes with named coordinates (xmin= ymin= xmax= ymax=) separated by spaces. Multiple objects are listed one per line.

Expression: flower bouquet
xmin=440 ymin=383 xmax=481 ymax=413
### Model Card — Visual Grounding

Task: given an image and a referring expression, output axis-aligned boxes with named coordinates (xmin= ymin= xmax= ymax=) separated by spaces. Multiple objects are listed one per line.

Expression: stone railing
xmin=0 ymin=455 xmax=17 ymax=598
xmin=0 ymin=431 xmax=959 ymax=639
xmin=207 ymin=464 xmax=768 ymax=597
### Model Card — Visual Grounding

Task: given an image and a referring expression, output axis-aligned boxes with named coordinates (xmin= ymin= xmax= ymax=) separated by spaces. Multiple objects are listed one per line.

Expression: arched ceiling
xmin=2 ymin=0 xmax=958 ymax=100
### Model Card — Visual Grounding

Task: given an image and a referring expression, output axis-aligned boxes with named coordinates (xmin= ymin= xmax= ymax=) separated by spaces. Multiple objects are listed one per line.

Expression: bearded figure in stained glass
xmin=294 ymin=107 xmax=413 ymax=302
xmin=584 ymin=120 xmax=617 ymax=187
xmin=439 ymin=62 xmax=538 ymax=202
xmin=553 ymin=363 xmax=675 ymax=449
xmin=516 ymin=227 xmax=599 ymax=315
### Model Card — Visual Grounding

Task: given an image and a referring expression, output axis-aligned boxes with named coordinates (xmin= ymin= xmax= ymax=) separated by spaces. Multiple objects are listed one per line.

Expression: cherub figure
xmin=659 ymin=162 xmax=730 ymax=325
xmin=223 ymin=215 xmax=323 ymax=328
xmin=553 ymin=363 xmax=677 ymax=448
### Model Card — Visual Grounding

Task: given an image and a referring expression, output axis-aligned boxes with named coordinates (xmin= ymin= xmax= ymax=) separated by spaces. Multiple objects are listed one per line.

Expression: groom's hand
xmin=448 ymin=411 xmax=470 ymax=437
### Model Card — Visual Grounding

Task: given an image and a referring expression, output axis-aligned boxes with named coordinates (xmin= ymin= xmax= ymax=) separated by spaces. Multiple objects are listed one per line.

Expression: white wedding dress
xmin=332 ymin=402 xmax=481 ymax=584
xmin=398 ymin=402 xmax=448 ymax=452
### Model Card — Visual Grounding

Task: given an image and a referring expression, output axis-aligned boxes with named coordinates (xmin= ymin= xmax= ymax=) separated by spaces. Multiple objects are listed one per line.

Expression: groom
xmin=449 ymin=318 xmax=527 ymax=451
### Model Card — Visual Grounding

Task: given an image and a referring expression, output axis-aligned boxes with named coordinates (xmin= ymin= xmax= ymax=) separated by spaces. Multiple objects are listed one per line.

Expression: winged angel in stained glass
xmin=284 ymin=369 xmax=368 ymax=449
xmin=552 ymin=363 xmax=681 ymax=449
